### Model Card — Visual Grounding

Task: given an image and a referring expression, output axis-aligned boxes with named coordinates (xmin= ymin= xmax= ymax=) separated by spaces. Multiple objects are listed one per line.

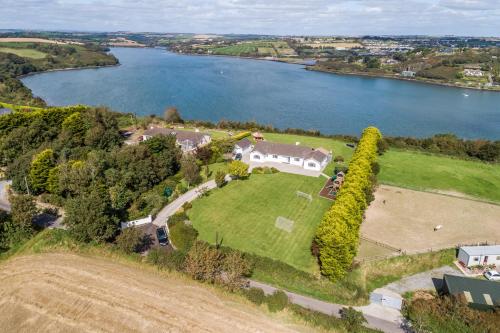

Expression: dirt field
xmin=0 ymin=37 xmax=65 ymax=44
xmin=0 ymin=253 xmax=312 ymax=333
xmin=362 ymin=185 xmax=500 ymax=252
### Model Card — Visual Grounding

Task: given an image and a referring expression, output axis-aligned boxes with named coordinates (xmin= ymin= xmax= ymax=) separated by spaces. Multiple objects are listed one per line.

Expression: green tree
xmin=3 ymin=194 xmax=37 ymax=246
xmin=181 ymin=154 xmax=200 ymax=187
xmin=64 ymin=186 xmax=118 ymax=243
xmin=228 ymin=160 xmax=249 ymax=179
xmin=164 ymin=107 xmax=184 ymax=123
xmin=29 ymin=149 xmax=55 ymax=194
xmin=215 ymin=170 xmax=226 ymax=188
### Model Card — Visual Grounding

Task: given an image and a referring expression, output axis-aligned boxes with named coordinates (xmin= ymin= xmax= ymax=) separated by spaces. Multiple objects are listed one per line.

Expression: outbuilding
xmin=442 ymin=274 xmax=500 ymax=310
xmin=234 ymin=138 xmax=253 ymax=155
xmin=457 ymin=245 xmax=500 ymax=268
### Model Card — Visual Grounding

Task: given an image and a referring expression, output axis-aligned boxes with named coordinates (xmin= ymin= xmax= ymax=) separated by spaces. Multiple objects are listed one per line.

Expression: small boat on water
xmin=463 ymin=93 xmax=469 ymax=97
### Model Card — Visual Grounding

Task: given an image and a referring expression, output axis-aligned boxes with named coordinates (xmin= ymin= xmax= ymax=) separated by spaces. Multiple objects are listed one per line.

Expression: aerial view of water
xmin=22 ymin=47 xmax=500 ymax=139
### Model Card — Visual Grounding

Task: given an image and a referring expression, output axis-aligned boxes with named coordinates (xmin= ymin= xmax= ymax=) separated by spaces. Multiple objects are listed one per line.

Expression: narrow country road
xmin=153 ymin=176 xmax=232 ymax=226
xmin=248 ymin=280 xmax=404 ymax=333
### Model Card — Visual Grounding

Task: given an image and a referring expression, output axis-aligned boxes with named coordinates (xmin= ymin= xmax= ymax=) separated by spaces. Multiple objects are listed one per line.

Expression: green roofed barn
xmin=442 ymin=274 xmax=500 ymax=310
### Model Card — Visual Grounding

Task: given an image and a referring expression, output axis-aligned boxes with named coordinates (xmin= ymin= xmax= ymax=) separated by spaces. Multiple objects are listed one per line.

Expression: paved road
xmin=248 ymin=280 xmax=404 ymax=333
xmin=153 ymin=176 xmax=231 ymax=227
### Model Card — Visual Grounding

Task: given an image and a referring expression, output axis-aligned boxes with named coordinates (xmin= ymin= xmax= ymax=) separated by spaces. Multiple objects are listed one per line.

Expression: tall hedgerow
xmin=314 ymin=127 xmax=381 ymax=280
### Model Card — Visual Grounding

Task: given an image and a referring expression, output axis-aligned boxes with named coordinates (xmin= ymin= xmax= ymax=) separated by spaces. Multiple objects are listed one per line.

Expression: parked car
xmin=156 ymin=226 xmax=169 ymax=246
xmin=234 ymin=153 xmax=242 ymax=160
xmin=484 ymin=270 xmax=500 ymax=281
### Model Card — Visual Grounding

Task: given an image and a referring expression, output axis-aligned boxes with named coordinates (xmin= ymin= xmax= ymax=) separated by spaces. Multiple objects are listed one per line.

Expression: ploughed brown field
xmin=0 ymin=253 xmax=312 ymax=333
xmin=362 ymin=185 xmax=500 ymax=253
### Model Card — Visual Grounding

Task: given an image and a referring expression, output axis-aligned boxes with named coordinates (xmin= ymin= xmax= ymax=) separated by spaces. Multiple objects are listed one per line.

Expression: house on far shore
xmin=463 ymin=68 xmax=484 ymax=77
xmin=458 ymin=245 xmax=500 ymax=268
xmin=142 ymin=127 xmax=211 ymax=152
xmin=233 ymin=138 xmax=253 ymax=155
xmin=401 ymin=70 xmax=416 ymax=77
xmin=250 ymin=141 xmax=331 ymax=171
xmin=442 ymin=274 xmax=500 ymax=310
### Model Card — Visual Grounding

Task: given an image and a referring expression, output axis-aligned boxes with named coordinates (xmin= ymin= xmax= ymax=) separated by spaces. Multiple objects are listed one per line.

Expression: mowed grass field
xmin=378 ymin=150 xmax=500 ymax=203
xmin=0 ymin=47 xmax=47 ymax=59
xmin=262 ymin=133 xmax=500 ymax=202
xmin=189 ymin=173 xmax=331 ymax=273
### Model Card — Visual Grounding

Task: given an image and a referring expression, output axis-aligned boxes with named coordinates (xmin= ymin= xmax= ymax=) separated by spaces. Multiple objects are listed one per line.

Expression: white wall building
xmin=458 ymin=245 xmax=500 ymax=267
xmin=233 ymin=138 xmax=253 ymax=155
xmin=250 ymin=141 xmax=331 ymax=171
xmin=463 ymin=69 xmax=484 ymax=77
xmin=142 ymin=128 xmax=211 ymax=152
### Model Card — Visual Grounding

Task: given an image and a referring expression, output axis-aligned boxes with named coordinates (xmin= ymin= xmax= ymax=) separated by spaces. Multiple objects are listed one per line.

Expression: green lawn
xmin=189 ymin=173 xmax=331 ymax=272
xmin=262 ymin=133 xmax=500 ymax=202
xmin=0 ymin=47 xmax=47 ymax=59
xmin=378 ymin=150 xmax=500 ymax=203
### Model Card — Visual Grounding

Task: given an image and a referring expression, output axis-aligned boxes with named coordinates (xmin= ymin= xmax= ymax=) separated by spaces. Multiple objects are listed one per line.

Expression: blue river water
xmin=22 ymin=47 xmax=500 ymax=139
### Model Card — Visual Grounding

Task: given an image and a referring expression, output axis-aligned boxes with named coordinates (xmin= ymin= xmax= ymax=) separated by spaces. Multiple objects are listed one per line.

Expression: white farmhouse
xmin=250 ymin=141 xmax=331 ymax=171
xmin=463 ymin=69 xmax=484 ymax=77
xmin=233 ymin=138 xmax=253 ymax=155
xmin=142 ymin=128 xmax=211 ymax=152
xmin=458 ymin=245 xmax=500 ymax=268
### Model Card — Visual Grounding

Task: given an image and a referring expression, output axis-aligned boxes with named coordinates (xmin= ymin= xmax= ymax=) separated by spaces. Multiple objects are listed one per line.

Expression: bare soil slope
xmin=0 ymin=253 xmax=311 ymax=333
xmin=362 ymin=185 xmax=500 ymax=252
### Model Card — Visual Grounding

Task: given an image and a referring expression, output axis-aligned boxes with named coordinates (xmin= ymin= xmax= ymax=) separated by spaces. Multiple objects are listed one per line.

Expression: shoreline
xmin=18 ymin=63 xmax=121 ymax=79
xmin=169 ymin=48 xmax=499 ymax=92
xmin=306 ymin=67 xmax=500 ymax=92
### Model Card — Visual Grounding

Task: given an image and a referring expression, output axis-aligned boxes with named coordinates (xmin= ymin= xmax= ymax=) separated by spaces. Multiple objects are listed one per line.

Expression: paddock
xmin=362 ymin=185 xmax=500 ymax=253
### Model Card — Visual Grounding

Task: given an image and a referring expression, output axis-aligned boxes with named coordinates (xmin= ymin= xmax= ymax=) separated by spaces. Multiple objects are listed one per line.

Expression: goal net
xmin=275 ymin=216 xmax=294 ymax=233
xmin=296 ymin=190 xmax=312 ymax=202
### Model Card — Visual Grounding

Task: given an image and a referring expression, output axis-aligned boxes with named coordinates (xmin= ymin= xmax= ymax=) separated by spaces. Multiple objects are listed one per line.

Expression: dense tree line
xmin=382 ymin=134 xmax=500 ymax=162
xmin=0 ymin=106 xmax=182 ymax=245
xmin=313 ymin=127 xmax=381 ymax=280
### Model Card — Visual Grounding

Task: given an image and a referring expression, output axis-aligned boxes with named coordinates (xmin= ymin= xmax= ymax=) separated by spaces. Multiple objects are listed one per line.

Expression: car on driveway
xmin=156 ymin=226 xmax=169 ymax=246
xmin=484 ymin=270 xmax=500 ymax=281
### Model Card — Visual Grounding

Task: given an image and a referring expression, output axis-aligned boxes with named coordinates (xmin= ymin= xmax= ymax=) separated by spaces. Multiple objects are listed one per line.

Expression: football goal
xmin=275 ymin=216 xmax=294 ymax=233
xmin=296 ymin=190 xmax=312 ymax=202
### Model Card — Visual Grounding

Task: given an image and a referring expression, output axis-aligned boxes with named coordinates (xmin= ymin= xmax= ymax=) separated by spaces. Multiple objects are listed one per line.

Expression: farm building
xmin=457 ymin=245 xmax=500 ymax=268
xmin=142 ymin=128 xmax=211 ymax=152
xmin=233 ymin=138 xmax=253 ymax=155
xmin=442 ymin=274 xmax=500 ymax=310
xmin=250 ymin=141 xmax=331 ymax=171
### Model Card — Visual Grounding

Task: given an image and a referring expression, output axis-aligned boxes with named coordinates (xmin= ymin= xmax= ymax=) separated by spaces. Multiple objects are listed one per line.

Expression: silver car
xmin=484 ymin=270 xmax=500 ymax=281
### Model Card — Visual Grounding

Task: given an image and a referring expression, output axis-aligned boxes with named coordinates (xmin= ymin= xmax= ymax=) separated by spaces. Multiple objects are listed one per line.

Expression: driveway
xmin=153 ymin=175 xmax=232 ymax=227
xmin=248 ymin=280 xmax=403 ymax=333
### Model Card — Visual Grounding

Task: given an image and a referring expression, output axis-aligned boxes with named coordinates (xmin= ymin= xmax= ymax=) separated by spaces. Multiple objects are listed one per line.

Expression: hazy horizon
xmin=2 ymin=0 xmax=500 ymax=37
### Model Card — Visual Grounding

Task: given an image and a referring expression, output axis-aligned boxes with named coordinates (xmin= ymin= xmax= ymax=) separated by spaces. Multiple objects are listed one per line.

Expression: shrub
xmin=147 ymin=248 xmax=186 ymax=271
xmin=252 ymin=167 xmax=264 ymax=174
xmin=314 ymin=127 xmax=381 ymax=280
xmin=270 ymin=167 xmax=280 ymax=174
xmin=169 ymin=219 xmax=198 ymax=252
xmin=340 ymin=307 xmax=367 ymax=331
xmin=221 ymin=250 xmax=252 ymax=291
xmin=266 ymin=290 xmax=289 ymax=312
xmin=115 ymin=227 xmax=143 ymax=254
xmin=333 ymin=155 xmax=344 ymax=163
xmin=243 ymin=288 xmax=266 ymax=305
xmin=182 ymin=201 xmax=192 ymax=211
xmin=228 ymin=160 xmax=249 ymax=179
xmin=184 ymin=241 xmax=223 ymax=282
xmin=215 ymin=170 xmax=226 ymax=188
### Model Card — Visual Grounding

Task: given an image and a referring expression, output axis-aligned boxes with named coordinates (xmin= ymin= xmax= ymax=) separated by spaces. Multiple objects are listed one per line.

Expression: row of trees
xmin=313 ymin=127 xmax=381 ymax=280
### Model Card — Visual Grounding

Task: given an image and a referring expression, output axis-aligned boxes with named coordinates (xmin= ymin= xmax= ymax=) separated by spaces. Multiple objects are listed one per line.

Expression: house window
xmin=273 ymin=155 xmax=278 ymax=159
xmin=308 ymin=162 xmax=316 ymax=168
xmin=294 ymin=158 xmax=300 ymax=162
xmin=473 ymin=257 xmax=479 ymax=262
xmin=253 ymin=154 xmax=260 ymax=160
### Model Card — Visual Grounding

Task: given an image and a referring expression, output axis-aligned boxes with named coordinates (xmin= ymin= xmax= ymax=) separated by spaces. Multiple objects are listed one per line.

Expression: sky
xmin=2 ymin=0 xmax=500 ymax=36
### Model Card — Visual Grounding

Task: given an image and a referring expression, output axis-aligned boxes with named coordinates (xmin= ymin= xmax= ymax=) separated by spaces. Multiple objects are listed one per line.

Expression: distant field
xmin=303 ymin=42 xmax=362 ymax=49
xmin=0 ymin=47 xmax=47 ymax=59
xmin=0 ymin=37 xmax=64 ymax=44
xmin=378 ymin=150 xmax=500 ymax=203
xmin=189 ymin=173 xmax=331 ymax=273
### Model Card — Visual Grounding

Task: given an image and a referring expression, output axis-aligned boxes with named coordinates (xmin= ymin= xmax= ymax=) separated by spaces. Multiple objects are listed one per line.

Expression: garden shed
xmin=457 ymin=245 xmax=500 ymax=268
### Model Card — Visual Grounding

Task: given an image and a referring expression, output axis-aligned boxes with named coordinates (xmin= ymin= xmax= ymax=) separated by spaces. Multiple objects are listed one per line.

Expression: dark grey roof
xmin=253 ymin=141 xmax=327 ymax=162
xmin=143 ymin=128 xmax=209 ymax=145
xmin=235 ymin=138 xmax=252 ymax=150
xmin=443 ymin=274 xmax=500 ymax=309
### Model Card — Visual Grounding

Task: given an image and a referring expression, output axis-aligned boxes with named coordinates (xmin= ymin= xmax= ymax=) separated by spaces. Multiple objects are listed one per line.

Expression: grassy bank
xmin=378 ymin=150 xmax=500 ymax=203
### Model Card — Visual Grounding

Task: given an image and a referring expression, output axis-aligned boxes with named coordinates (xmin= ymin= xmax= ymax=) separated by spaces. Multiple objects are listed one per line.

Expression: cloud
xmin=1 ymin=0 xmax=499 ymax=36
